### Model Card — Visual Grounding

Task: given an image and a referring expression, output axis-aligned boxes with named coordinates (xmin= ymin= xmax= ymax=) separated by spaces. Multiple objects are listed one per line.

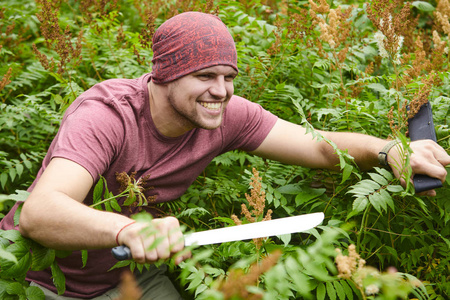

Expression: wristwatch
xmin=378 ymin=140 xmax=399 ymax=166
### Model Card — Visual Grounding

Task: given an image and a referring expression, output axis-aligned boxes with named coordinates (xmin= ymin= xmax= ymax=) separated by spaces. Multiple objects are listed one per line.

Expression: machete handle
xmin=112 ymin=245 xmax=131 ymax=260
xmin=408 ymin=102 xmax=443 ymax=193
xmin=412 ymin=174 xmax=443 ymax=193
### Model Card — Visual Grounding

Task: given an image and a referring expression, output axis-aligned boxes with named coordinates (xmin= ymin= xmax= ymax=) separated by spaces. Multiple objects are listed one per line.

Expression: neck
xmin=148 ymin=81 xmax=193 ymax=137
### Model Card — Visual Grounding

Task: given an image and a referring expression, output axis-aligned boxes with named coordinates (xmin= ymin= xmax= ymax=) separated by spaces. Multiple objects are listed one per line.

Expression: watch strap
xmin=378 ymin=140 xmax=399 ymax=166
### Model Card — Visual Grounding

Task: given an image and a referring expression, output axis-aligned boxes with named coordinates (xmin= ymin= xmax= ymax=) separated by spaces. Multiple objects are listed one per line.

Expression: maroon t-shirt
xmin=0 ymin=73 xmax=277 ymax=298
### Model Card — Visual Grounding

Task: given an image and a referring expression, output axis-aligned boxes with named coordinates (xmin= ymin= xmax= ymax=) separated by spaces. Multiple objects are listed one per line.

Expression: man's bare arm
xmin=250 ymin=119 xmax=383 ymax=169
xmin=251 ymin=119 xmax=449 ymax=192
xmin=19 ymin=158 xmax=185 ymax=264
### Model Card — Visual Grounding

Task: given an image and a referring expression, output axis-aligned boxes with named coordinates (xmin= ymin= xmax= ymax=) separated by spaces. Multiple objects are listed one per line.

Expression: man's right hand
xmin=116 ymin=216 xmax=188 ymax=265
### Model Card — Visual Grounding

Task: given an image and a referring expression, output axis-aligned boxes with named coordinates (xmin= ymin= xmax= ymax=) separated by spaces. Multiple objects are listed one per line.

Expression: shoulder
xmin=223 ymin=95 xmax=276 ymax=123
xmin=225 ymin=95 xmax=264 ymax=116
xmin=219 ymin=95 xmax=278 ymax=151
xmin=65 ymin=74 xmax=151 ymax=123
xmin=85 ymin=74 xmax=149 ymax=97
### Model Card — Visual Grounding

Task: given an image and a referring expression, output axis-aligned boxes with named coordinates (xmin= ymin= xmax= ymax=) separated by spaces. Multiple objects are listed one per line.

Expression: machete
xmin=112 ymin=212 xmax=324 ymax=260
xmin=408 ymin=102 xmax=443 ymax=193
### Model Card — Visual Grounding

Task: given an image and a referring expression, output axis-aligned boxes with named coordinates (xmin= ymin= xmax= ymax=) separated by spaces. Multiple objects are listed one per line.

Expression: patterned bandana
xmin=151 ymin=12 xmax=238 ymax=83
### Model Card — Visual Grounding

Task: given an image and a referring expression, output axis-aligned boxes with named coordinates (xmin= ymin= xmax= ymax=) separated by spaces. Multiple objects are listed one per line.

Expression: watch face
xmin=378 ymin=152 xmax=388 ymax=166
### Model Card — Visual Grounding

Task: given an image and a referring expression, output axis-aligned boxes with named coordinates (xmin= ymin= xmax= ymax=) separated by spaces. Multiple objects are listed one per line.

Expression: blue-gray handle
xmin=112 ymin=245 xmax=131 ymax=260
xmin=408 ymin=102 xmax=443 ymax=193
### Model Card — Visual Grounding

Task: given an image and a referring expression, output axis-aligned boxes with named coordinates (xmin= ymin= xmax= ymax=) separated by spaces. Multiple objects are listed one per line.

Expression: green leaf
xmin=178 ymin=207 xmax=210 ymax=218
xmin=0 ymin=247 xmax=18 ymax=265
xmin=9 ymin=168 xmax=16 ymax=182
xmin=1 ymin=172 xmax=8 ymax=189
xmin=110 ymin=199 xmax=122 ymax=212
xmin=368 ymin=192 xmax=384 ymax=213
xmin=15 ymin=163 xmax=24 ymax=178
xmin=137 ymin=262 xmax=144 ymax=273
xmin=187 ymin=268 xmax=205 ymax=291
xmin=194 ymin=284 xmax=208 ymax=297
xmin=12 ymin=190 xmax=30 ymax=202
xmin=352 ymin=197 xmax=368 ymax=214
xmin=14 ymin=203 xmax=23 ymax=227
xmin=387 ymin=185 xmax=404 ymax=193
xmin=368 ymin=172 xmax=388 ymax=186
xmin=109 ymin=260 xmax=132 ymax=271
xmin=30 ymin=243 xmax=55 ymax=271
xmin=51 ymin=261 xmax=66 ymax=295
xmin=277 ymin=184 xmax=302 ymax=194
xmin=123 ymin=193 xmax=136 ymax=206
xmin=81 ymin=250 xmax=88 ymax=268
xmin=6 ymin=282 xmax=25 ymax=295
xmin=347 ymin=184 xmax=375 ymax=198
xmin=92 ymin=177 xmax=104 ymax=204
xmin=22 ymin=154 xmax=33 ymax=169
xmin=19 ymin=153 xmax=27 ymax=162
xmin=380 ymin=189 xmax=395 ymax=211
xmin=333 ymin=281 xmax=346 ymax=300
xmin=341 ymin=164 xmax=353 ymax=183
xmin=0 ymin=242 xmax=32 ymax=279
xmin=53 ymin=94 xmax=63 ymax=104
xmin=0 ymin=229 xmax=26 ymax=243
xmin=317 ymin=283 xmax=326 ymax=300
xmin=104 ymin=199 xmax=112 ymax=212
xmin=374 ymin=167 xmax=394 ymax=181
xmin=285 ymin=257 xmax=312 ymax=296
xmin=294 ymin=187 xmax=326 ymax=206
xmin=0 ymin=190 xmax=30 ymax=208
xmin=340 ymin=280 xmax=354 ymax=299
xmin=25 ymin=286 xmax=45 ymax=300
xmin=278 ymin=234 xmax=291 ymax=246
xmin=367 ymin=83 xmax=387 ymax=94
xmin=411 ymin=1 xmax=435 ymax=12
xmin=326 ymin=281 xmax=337 ymax=300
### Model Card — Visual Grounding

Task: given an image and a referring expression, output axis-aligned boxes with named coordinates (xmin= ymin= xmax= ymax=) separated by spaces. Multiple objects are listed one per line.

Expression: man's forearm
xmin=19 ymin=191 xmax=132 ymax=250
xmin=320 ymin=130 xmax=389 ymax=171
xmin=250 ymin=119 xmax=390 ymax=171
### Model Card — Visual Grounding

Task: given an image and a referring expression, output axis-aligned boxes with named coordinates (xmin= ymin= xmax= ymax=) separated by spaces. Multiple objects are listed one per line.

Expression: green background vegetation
xmin=0 ymin=0 xmax=449 ymax=299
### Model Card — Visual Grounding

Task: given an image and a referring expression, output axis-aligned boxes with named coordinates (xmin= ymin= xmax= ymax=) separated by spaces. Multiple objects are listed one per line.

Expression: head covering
xmin=151 ymin=12 xmax=238 ymax=83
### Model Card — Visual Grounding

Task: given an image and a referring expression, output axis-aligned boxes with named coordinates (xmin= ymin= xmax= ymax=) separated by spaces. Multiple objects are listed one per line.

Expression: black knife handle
xmin=112 ymin=245 xmax=131 ymax=260
xmin=408 ymin=102 xmax=443 ymax=193
xmin=412 ymin=174 xmax=443 ymax=193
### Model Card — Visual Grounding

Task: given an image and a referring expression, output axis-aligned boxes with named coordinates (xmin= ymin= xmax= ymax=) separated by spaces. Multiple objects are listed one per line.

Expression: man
xmin=1 ymin=11 xmax=449 ymax=299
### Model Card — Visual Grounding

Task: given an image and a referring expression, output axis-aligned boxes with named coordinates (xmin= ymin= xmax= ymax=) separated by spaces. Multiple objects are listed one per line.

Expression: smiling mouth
xmin=199 ymin=102 xmax=221 ymax=110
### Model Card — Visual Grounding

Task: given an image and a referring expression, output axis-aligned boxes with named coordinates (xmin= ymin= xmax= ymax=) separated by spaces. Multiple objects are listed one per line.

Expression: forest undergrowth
xmin=1 ymin=0 xmax=450 ymax=299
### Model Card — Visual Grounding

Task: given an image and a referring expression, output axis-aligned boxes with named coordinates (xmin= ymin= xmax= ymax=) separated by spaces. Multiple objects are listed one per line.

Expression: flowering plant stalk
xmin=90 ymin=172 xmax=156 ymax=212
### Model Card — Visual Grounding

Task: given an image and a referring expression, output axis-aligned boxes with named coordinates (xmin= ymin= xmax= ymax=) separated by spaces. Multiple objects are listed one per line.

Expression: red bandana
xmin=151 ymin=12 xmax=238 ymax=83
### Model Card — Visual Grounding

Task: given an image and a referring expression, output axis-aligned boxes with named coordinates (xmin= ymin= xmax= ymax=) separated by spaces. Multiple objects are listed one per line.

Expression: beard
xmin=167 ymin=93 xmax=226 ymax=131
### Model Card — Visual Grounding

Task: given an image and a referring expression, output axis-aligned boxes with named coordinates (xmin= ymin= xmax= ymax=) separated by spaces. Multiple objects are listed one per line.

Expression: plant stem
xmin=357 ymin=205 xmax=371 ymax=254
xmin=90 ymin=189 xmax=128 ymax=208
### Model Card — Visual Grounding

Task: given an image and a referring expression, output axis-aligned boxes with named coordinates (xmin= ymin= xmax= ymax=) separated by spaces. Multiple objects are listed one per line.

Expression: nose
xmin=209 ymin=77 xmax=229 ymax=100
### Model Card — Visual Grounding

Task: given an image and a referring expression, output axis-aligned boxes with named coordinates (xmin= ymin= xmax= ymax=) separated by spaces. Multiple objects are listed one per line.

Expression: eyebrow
xmin=194 ymin=69 xmax=238 ymax=77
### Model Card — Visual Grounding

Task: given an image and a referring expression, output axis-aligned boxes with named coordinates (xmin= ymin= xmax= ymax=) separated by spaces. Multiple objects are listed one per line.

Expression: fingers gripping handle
xmin=408 ymin=102 xmax=443 ymax=193
xmin=112 ymin=245 xmax=132 ymax=260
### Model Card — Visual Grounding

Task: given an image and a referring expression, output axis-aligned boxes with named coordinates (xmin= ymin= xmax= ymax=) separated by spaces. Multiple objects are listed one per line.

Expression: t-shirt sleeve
xmin=50 ymin=99 xmax=125 ymax=181
xmin=221 ymin=96 xmax=278 ymax=152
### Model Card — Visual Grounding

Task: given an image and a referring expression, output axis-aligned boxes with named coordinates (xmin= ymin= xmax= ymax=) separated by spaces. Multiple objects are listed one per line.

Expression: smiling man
xmin=149 ymin=65 xmax=237 ymax=136
xmin=1 ymin=11 xmax=449 ymax=300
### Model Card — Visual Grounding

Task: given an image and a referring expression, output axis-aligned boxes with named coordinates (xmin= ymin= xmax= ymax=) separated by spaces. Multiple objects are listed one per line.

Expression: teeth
xmin=200 ymin=102 xmax=221 ymax=110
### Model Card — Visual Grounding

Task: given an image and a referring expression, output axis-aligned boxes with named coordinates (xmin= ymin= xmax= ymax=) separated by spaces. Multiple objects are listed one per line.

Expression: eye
xmin=196 ymin=74 xmax=213 ymax=80
xmin=225 ymin=74 xmax=237 ymax=82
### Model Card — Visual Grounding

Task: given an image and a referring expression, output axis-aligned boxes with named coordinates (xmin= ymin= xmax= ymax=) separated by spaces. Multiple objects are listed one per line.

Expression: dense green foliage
xmin=1 ymin=0 xmax=449 ymax=299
